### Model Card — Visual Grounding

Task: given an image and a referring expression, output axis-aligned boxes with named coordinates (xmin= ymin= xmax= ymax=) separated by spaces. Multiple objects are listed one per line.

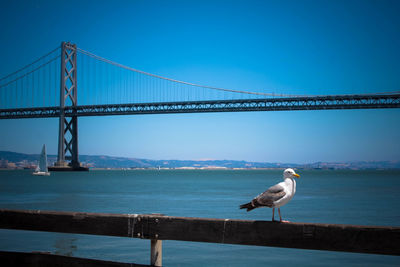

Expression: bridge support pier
xmin=50 ymin=42 xmax=87 ymax=171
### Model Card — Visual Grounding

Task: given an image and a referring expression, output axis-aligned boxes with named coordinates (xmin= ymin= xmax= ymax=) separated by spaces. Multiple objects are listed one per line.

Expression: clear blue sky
xmin=0 ymin=0 xmax=399 ymax=163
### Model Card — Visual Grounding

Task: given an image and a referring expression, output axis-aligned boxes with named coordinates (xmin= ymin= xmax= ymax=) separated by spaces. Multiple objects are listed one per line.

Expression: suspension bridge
xmin=1 ymin=42 xmax=399 ymax=170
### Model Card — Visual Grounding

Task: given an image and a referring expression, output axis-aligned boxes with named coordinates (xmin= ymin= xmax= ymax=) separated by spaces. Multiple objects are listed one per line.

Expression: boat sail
xmin=33 ymin=144 xmax=50 ymax=176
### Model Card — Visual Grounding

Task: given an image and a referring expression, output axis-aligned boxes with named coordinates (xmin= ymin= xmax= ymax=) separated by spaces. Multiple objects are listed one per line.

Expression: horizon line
xmin=0 ymin=150 xmax=398 ymax=166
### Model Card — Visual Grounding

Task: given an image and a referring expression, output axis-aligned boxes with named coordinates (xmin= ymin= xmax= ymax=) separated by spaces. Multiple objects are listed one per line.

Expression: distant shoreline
xmin=1 ymin=150 xmax=399 ymax=170
xmin=1 ymin=167 xmax=399 ymax=171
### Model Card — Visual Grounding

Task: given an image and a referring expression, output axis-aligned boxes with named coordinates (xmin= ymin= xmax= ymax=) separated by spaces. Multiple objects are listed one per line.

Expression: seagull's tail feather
xmin=239 ymin=202 xmax=256 ymax=212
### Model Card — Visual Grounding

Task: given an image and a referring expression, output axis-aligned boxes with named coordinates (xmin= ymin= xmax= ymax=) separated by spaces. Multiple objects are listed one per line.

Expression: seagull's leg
xmin=272 ymin=208 xmax=275 ymax=222
xmin=278 ymin=208 xmax=289 ymax=223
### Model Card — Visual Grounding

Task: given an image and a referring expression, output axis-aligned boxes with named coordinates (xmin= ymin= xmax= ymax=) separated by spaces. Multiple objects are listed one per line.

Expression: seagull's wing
xmin=266 ymin=183 xmax=285 ymax=194
xmin=253 ymin=183 xmax=286 ymax=207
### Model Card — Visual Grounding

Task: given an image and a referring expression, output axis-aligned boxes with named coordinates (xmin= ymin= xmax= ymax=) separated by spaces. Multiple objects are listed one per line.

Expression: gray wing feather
xmin=266 ymin=184 xmax=285 ymax=193
xmin=253 ymin=184 xmax=286 ymax=207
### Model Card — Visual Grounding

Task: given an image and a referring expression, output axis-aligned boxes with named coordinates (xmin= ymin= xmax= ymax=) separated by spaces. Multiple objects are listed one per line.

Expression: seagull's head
xmin=283 ymin=168 xmax=300 ymax=179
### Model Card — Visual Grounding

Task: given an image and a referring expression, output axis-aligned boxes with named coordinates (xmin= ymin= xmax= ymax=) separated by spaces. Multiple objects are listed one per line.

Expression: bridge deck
xmin=1 ymin=94 xmax=399 ymax=119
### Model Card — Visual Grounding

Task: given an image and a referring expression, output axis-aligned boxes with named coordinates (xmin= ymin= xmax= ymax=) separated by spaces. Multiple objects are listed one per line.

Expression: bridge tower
xmin=51 ymin=42 xmax=87 ymax=171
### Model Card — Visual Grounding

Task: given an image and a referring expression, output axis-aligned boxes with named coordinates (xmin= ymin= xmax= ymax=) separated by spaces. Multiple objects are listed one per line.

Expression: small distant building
xmin=6 ymin=162 xmax=17 ymax=169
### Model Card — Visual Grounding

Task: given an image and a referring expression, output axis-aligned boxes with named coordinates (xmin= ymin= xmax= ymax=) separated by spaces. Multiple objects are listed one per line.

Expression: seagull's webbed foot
xmin=277 ymin=208 xmax=290 ymax=223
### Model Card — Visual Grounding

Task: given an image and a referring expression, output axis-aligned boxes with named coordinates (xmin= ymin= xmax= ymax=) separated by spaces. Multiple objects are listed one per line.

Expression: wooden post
xmin=150 ymin=239 xmax=162 ymax=267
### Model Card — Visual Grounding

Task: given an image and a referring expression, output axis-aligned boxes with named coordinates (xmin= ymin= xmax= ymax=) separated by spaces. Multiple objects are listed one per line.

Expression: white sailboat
xmin=33 ymin=144 xmax=50 ymax=176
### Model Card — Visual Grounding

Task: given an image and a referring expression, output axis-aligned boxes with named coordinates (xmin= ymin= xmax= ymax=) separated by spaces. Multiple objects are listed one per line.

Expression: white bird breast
xmin=273 ymin=178 xmax=296 ymax=208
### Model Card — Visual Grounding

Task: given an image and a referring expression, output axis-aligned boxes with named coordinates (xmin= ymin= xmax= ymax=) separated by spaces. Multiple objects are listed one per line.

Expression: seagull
xmin=239 ymin=168 xmax=300 ymax=222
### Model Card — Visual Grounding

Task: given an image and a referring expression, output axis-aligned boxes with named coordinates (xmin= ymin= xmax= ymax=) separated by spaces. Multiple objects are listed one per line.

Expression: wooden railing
xmin=0 ymin=209 xmax=399 ymax=266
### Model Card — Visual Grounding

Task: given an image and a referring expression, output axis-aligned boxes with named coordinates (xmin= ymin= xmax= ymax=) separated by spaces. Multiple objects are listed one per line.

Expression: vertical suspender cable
xmin=94 ymin=57 xmax=97 ymax=105
xmin=54 ymin=59 xmax=56 ymax=106
xmin=32 ymin=68 xmax=34 ymax=107
xmin=48 ymin=56 xmax=51 ymax=107
xmin=120 ymin=64 xmax=122 ymax=104
xmin=14 ymin=79 xmax=16 ymax=108
xmin=124 ymin=68 xmax=127 ymax=105
xmin=80 ymin=53 xmax=83 ymax=105
xmin=43 ymin=64 xmax=45 ymax=107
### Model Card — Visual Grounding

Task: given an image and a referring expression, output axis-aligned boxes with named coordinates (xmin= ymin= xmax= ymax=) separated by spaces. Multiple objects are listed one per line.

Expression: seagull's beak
xmin=293 ymin=173 xmax=300 ymax=178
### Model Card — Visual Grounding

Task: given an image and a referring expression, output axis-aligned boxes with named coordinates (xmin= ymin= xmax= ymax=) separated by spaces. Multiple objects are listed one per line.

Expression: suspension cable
xmin=77 ymin=48 xmax=400 ymax=98
xmin=0 ymin=55 xmax=59 ymax=89
xmin=0 ymin=46 xmax=60 ymax=82
xmin=4 ymin=45 xmax=397 ymax=97
xmin=77 ymin=48 xmax=301 ymax=97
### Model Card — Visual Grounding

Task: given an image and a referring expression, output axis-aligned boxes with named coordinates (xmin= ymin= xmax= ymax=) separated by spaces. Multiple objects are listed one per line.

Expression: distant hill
xmin=69 ymin=155 xmax=300 ymax=169
xmin=0 ymin=150 xmax=399 ymax=169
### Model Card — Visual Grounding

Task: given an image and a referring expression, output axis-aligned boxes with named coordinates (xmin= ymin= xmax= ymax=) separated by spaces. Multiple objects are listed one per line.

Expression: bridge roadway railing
xmin=1 ymin=94 xmax=400 ymax=119
xmin=0 ymin=209 xmax=399 ymax=266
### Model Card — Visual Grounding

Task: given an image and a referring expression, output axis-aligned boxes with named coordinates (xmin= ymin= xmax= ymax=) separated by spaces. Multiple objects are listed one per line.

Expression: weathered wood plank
xmin=0 ymin=209 xmax=399 ymax=255
xmin=148 ymin=216 xmax=400 ymax=255
xmin=0 ymin=251 xmax=150 ymax=267
xmin=0 ymin=209 xmax=132 ymax=237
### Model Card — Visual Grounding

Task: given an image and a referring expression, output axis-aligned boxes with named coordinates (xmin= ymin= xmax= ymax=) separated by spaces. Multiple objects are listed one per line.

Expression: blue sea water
xmin=0 ymin=169 xmax=399 ymax=266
